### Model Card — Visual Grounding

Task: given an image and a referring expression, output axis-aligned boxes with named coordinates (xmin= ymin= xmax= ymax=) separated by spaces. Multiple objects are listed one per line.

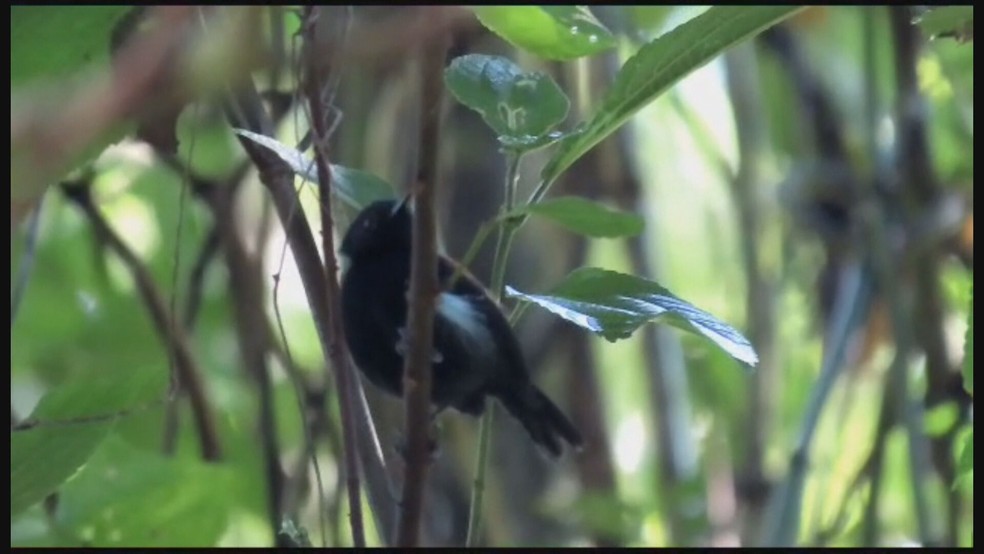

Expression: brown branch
xmin=224 ymin=16 xmax=395 ymax=547
xmin=60 ymin=181 xmax=222 ymax=461
xmin=193 ymin=179 xmax=289 ymax=545
xmin=395 ymin=19 xmax=450 ymax=547
xmin=302 ymin=5 xmax=367 ymax=547
xmin=889 ymin=7 xmax=960 ymax=546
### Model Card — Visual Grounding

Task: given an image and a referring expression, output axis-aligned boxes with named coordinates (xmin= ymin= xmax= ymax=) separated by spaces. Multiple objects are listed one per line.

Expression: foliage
xmin=10 ymin=5 xmax=974 ymax=549
xmin=471 ymin=6 xmax=616 ymax=60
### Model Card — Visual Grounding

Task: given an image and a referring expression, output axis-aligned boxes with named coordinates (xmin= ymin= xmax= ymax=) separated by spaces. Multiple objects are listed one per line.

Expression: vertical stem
xmin=395 ymin=20 xmax=449 ymax=546
xmin=466 ymin=151 xmax=522 ymax=546
xmin=490 ymin=152 xmax=523 ymax=296
xmin=723 ymin=42 xmax=778 ymax=545
xmin=303 ymin=6 xmax=365 ymax=546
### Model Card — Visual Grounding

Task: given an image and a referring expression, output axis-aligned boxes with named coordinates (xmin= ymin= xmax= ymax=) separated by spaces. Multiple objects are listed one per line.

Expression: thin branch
xmin=302 ymin=6 xmax=367 ymax=547
xmin=395 ymin=20 xmax=450 ymax=547
xmin=889 ymin=7 xmax=956 ymax=545
xmin=11 ymin=193 xmax=45 ymax=325
xmin=465 ymin=151 xmax=522 ymax=547
xmin=763 ymin=262 xmax=871 ymax=546
xmin=59 ymin=181 xmax=222 ymax=461
xmin=272 ymin=281 xmax=331 ymax=547
xmin=224 ymin=11 xmax=396 ymax=546
xmin=723 ymin=42 xmax=779 ymax=545
xmin=196 ymin=179 xmax=289 ymax=545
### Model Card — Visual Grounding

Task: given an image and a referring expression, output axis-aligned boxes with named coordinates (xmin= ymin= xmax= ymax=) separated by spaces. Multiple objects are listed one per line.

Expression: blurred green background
xmin=10 ymin=5 xmax=973 ymax=547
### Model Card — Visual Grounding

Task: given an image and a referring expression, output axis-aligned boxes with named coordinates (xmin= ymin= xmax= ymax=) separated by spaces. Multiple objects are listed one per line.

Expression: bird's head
xmin=340 ymin=196 xmax=413 ymax=261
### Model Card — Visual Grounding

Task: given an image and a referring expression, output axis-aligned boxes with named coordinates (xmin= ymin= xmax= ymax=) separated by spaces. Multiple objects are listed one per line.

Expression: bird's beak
xmin=392 ymin=192 xmax=411 ymax=217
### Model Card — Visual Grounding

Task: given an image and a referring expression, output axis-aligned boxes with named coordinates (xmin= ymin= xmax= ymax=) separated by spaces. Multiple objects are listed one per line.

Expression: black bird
xmin=340 ymin=198 xmax=583 ymax=457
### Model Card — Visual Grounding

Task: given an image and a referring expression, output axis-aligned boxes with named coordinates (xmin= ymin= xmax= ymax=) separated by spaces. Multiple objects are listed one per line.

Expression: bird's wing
xmin=437 ymin=257 xmax=531 ymax=385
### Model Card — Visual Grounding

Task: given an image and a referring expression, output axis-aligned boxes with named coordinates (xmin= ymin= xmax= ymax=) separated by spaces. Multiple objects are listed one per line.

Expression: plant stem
xmin=395 ymin=23 xmax=449 ymax=546
xmin=490 ymin=152 xmax=523 ymax=296
xmin=466 ymin=150 xmax=522 ymax=546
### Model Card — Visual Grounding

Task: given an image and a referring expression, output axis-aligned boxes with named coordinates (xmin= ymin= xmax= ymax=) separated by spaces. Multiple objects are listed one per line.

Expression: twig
xmin=723 ymin=42 xmax=779 ymax=544
xmin=465 ymin=151 xmax=522 ymax=547
xmin=888 ymin=7 xmax=953 ymax=544
xmin=59 ymin=181 xmax=222 ymax=461
xmin=395 ymin=20 xmax=449 ymax=547
xmin=302 ymin=6 xmax=368 ymax=547
xmin=198 ymin=178 xmax=289 ymax=545
xmin=228 ymin=79 xmax=396 ymax=545
xmin=272 ymin=278 xmax=330 ymax=547
xmin=763 ymin=262 xmax=871 ymax=546
xmin=183 ymin=228 xmax=221 ymax=329
xmin=11 ymin=193 xmax=45 ymax=325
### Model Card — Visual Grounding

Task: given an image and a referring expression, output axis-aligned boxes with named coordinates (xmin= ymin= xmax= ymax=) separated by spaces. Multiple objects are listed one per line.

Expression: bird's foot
xmin=395 ymin=327 xmax=444 ymax=363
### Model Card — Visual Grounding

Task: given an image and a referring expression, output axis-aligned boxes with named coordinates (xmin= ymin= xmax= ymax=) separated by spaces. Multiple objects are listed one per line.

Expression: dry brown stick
xmin=60 ymin=182 xmax=222 ymax=461
xmin=196 ymin=181 xmax=288 ymax=544
xmin=302 ymin=6 xmax=366 ymax=547
xmin=395 ymin=19 xmax=450 ymax=547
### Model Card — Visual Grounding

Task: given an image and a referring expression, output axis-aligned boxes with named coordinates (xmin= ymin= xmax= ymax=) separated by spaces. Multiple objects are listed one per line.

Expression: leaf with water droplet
xmin=445 ymin=54 xmax=569 ymax=151
xmin=507 ymin=267 xmax=758 ymax=367
xmin=472 ymin=6 xmax=615 ymax=60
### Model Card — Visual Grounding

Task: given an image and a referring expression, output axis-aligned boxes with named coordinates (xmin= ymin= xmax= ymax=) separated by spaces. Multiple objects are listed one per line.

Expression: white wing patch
xmin=438 ymin=292 xmax=493 ymax=349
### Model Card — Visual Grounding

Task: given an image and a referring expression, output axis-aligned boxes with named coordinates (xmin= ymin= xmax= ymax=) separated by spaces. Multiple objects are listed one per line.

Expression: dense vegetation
xmin=11 ymin=6 xmax=973 ymax=547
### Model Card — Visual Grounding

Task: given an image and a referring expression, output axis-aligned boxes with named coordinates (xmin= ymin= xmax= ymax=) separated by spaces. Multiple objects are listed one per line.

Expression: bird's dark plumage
xmin=340 ymin=199 xmax=582 ymax=457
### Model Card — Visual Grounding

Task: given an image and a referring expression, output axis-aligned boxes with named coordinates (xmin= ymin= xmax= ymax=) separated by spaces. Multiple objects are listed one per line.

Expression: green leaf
xmin=540 ymin=6 xmax=804 ymax=189
xmin=923 ymin=401 xmax=960 ymax=437
xmin=472 ymin=6 xmax=616 ymax=60
xmin=11 ymin=7 xmax=136 ymax=207
xmin=56 ymin=435 xmax=234 ymax=547
xmin=10 ymin=368 xmax=167 ymax=516
xmin=626 ymin=6 xmax=676 ymax=34
xmin=498 ymin=130 xmax=568 ymax=152
xmin=512 ymin=196 xmax=644 ymax=238
xmin=234 ymin=129 xmax=395 ymax=208
xmin=964 ymin=285 xmax=973 ymax=395
xmin=507 ymin=267 xmax=758 ymax=366
xmin=955 ymin=427 xmax=973 ymax=490
xmin=444 ymin=54 xmax=570 ymax=147
xmin=331 ymin=166 xmax=397 ymax=209
xmin=915 ymin=6 xmax=973 ymax=41
xmin=11 ymin=6 xmax=134 ymax=86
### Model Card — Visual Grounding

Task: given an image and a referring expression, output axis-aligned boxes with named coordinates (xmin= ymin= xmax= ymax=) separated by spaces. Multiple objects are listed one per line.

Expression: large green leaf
xmin=507 ymin=267 xmax=758 ymax=366
xmin=540 ymin=6 xmax=804 ymax=189
xmin=10 ymin=6 xmax=133 ymax=86
xmin=54 ymin=435 xmax=235 ymax=547
xmin=234 ymin=129 xmax=395 ymax=208
xmin=11 ymin=7 xmax=136 ymax=208
xmin=444 ymin=54 xmax=570 ymax=149
xmin=10 ymin=368 xmax=167 ymax=516
xmin=472 ymin=6 xmax=615 ymax=60
xmin=511 ymin=196 xmax=644 ymax=238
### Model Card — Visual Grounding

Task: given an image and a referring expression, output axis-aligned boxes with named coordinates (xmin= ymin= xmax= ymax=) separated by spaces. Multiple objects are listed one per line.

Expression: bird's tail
xmin=495 ymin=384 xmax=583 ymax=458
